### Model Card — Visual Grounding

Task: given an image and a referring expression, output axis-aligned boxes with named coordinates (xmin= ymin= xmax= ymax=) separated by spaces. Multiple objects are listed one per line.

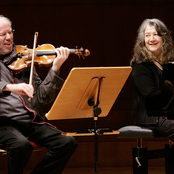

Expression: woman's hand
xmin=164 ymin=80 xmax=174 ymax=94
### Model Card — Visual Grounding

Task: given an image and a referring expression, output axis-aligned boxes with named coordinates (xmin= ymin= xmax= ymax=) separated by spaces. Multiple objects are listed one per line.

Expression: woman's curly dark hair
xmin=130 ymin=18 xmax=174 ymax=65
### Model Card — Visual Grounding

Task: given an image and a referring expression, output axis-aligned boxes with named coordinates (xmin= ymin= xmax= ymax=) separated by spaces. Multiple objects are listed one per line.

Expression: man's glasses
xmin=0 ymin=30 xmax=15 ymax=38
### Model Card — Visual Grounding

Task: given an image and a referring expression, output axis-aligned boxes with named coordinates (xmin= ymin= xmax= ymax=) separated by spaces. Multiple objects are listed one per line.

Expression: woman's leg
xmin=156 ymin=117 xmax=174 ymax=141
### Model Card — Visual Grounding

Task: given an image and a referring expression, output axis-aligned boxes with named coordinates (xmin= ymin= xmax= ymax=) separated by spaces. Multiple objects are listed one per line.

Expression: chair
xmin=117 ymin=125 xmax=174 ymax=174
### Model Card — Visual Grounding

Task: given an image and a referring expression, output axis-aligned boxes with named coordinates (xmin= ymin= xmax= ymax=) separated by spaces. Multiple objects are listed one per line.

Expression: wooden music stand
xmin=46 ymin=66 xmax=132 ymax=174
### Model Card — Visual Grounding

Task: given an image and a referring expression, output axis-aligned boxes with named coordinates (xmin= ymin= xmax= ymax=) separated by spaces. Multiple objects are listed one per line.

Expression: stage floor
xmin=0 ymin=167 xmax=165 ymax=174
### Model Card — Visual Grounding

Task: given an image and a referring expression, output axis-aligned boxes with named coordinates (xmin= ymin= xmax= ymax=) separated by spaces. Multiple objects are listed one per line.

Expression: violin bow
xmin=28 ymin=32 xmax=38 ymax=101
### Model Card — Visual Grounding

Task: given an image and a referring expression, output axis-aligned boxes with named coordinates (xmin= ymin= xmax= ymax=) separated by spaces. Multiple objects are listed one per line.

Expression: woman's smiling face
xmin=144 ymin=25 xmax=163 ymax=58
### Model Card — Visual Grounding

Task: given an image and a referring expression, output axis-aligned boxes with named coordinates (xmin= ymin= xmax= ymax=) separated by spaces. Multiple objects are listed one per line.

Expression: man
xmin=0 ymin=15 xmax=77 ymax=174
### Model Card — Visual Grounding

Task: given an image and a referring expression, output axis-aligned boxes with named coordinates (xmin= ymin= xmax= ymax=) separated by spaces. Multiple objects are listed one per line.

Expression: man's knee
xmin=67 ymin=136 xmax=78 ymax=149
xmin=58 ymin=136 xmax=77 ymax=155
xmin=9 ymin=138 xmax=33 ymax=153
xmin=57 ymin=135 xmax=78 ymax=151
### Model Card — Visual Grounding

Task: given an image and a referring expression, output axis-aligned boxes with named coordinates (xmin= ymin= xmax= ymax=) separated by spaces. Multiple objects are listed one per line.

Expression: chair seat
xmin=117 ymin=125 xmax=154 ymax=138
xmin=29 ymin=141 xmax=45 ymax=150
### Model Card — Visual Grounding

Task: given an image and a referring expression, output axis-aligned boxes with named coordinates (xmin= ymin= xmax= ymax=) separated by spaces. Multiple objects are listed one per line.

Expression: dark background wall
xmin=0 ymin=0 xmax=173 ymax=170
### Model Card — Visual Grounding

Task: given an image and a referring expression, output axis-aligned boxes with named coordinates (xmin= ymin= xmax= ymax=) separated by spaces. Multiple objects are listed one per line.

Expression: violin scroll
xmin=72 ymin=47 xmax=90 ymax=59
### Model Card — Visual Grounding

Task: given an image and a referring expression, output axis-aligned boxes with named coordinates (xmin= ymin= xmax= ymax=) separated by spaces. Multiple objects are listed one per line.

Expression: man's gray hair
xmin=0 ymin=15 xmax=12 ymax=27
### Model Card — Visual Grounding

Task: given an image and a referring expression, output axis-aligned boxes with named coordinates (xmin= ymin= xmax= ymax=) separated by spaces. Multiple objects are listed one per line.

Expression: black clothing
xmin=132 ymin=61 xmax=174 ymax=141
xmin=0 ymin=120 xmax=77 ymax=174
xmin=132 ymin=62 xmax=172 ymax=125
xmin=0 ymin=46 xmax=77 ymax=174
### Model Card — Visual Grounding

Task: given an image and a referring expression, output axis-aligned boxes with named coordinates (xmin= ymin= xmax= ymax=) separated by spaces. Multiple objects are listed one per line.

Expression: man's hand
xmin=3 ymin=83 xmax=34 ymax=98
xmin=52 ymin=46 xmax=70 ymax=71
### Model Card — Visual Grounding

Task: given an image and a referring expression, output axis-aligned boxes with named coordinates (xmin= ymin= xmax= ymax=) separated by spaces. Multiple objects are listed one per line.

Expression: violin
xmin=9 ymin=32 xmax=90 ymax=101
xmin=8 ymin=43 xmax=90 ymax=73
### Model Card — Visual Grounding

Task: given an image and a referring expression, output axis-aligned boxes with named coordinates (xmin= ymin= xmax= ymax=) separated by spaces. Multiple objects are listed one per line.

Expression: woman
xmin=130 ymin=18 xmax=174 ymax=141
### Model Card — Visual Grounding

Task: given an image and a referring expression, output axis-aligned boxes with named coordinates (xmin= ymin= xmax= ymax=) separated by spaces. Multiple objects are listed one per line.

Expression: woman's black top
xmin=132 ymin=62 xmax=173 ymax=126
